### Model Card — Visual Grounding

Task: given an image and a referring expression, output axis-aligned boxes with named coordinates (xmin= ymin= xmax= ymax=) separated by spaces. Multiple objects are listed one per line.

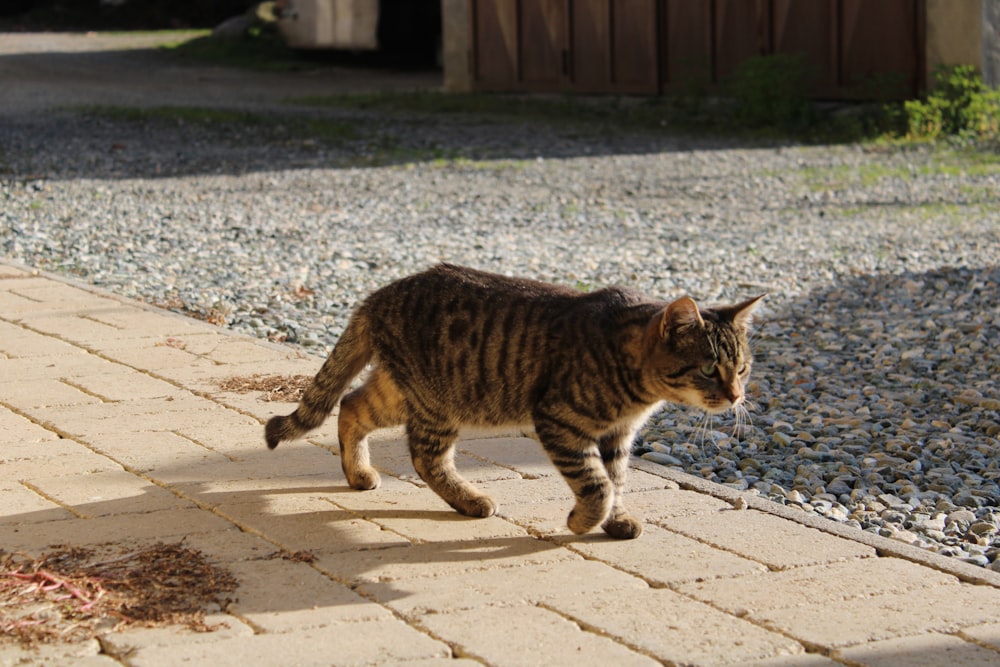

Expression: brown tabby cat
xmin=266 ymin=264 xmax=762 ymax=539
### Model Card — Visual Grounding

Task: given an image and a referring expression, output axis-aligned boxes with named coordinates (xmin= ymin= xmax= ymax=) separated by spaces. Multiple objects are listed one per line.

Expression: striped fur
xmin=266 ymin=264 xmax=762 ymax=539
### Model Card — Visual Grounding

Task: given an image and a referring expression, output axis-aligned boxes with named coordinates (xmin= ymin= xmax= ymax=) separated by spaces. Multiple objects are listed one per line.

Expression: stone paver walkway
xmin=3 ymin=260 xmax=1000 ymax=666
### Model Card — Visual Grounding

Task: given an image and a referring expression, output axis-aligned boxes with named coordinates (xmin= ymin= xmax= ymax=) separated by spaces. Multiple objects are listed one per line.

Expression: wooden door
xmin=470 ymin=0 xmax=518 ymax=89
xmin=771 ymin=0 xmax=837 ymax=95
xmin=519 ymin=0 xmax=570 ymax=88
xmin=840 ymin=0 xmax=922 ymax=98
xmin=573 ymin=0 xmax=659 ymax=93
xmin=659 ymin=0 xmax=712 ymax=93
xmin=714 ymin=0 xmax=769 ymax=82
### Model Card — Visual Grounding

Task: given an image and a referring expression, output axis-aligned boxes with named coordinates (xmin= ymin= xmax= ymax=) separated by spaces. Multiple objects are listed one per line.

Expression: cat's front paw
xmin=602 ymin=514 xmax=643 ymax=540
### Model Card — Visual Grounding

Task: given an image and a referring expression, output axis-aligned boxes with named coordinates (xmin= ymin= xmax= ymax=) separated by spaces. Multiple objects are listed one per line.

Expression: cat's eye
xmin=738 ymin=364 xmax=749 ymax=376
xmin=700 ymin=362 xmax=717 ymax=377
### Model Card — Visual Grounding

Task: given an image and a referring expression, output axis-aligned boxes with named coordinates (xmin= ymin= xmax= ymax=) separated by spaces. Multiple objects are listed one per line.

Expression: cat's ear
xmin=658 ymin=296 xmax=704 ymax=338
xmin=730 ymin=294 xmax=766 ymax=329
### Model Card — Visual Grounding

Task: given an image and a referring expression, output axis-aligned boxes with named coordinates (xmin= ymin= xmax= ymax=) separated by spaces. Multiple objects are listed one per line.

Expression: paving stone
xmin=0 ymin=265 xmax=31 ymax=278
xmin=488 ymin=483 xmax=733 ymax=537
xmin=25 ymin=470 xmax=194 ymax=517
xmin=178 ymin=527 xmax=282 ymax=564
xmin=418 ymin=605 xmax=660 ymax=666
xmin=91 ymin=430 xmax=235 ymax=474
xmin=661 ymin=508 xmax=876 ymax=569
xmin=834 ymin=632 xmax=1000 ymax=667
xmin=201 ymin=337 xmax=301 ymax=365
xmin=164 ymin=465 xmax=343 ymax=496
xmin=225 ymin=559 xmax=392 ymax=631
xmin=0 ymin=378 xmax=104 ymax=409
xmin=100 ymin=612 xmax=254 ymax=654
xmin=169 ymin=411 xmax=280 ymax=459
xmin=743 ymin=654 xmax=844 ymax=667
xmin=20 ymin=310 xmax=137 ymax=343
xmin=0 ymin=482 xmax=77 ymax=523
xmin=323 ymin=475 xmax=529 ymax=543
xmin=0 ymin=638 xmax=118 ymax=666
xmin=369 ymin=436 xmax=522 ymax=484
xmin=0 ymin=416 xmax=75 ymax=452
xmin=6 ymin=283 xmax=115 ymax=312
xmin=544 ymin=587 xmax=806 ymax=666
xmin=358 ymin=559 xmax=649 ymax=616
xmin=126 ymin=618 xmax=450 ymax=667
xmin=678 ymin=556 xmax=958 ymax=615
xmin=0 ymin=449 xmax=124 ymax=480
xmin=757 ymin=582 xmax=1000 ymax=649
xmin=315 ymin=536 xmax=580 ymax=586
xmin=0 ymin=508 xmax=234 ymax=551
xmin=456 ymin=436 xmax=558 ymax=478
xmin=959 ymin=622 xmax=1000 ymax=651
xmin=212 ymin=492 xmax=410 ymax=555
xmin=42 ymin=397 xmax=249 ymax=440
xmin=65 ymin=367 xmax=189 ymax=402
xmin=96 ymin=342 xmax=219 ymax=374
xmin=623 ymin=467 xmax=682 ymax=491
xmin=0 ymin=319 xmax=83 ymax=357
xmin=69 ymin=308 xmax=213 ymax=342
xmin=555 ymin=523 xmax=767 ymax=586
xmin=0 ymin=352 xmax=115 ymax=382
xmin=614 ymin=487 xmax=735 ymax=521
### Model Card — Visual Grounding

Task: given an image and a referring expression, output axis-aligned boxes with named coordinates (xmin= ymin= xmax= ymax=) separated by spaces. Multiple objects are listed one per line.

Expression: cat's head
xmin=645 ymin=294 xmax=763 ymax=414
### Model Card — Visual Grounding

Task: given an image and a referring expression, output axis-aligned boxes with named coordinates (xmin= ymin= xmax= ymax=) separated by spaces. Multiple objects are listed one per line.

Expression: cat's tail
xmin=265 ymin=308 xmax=373 ymax=449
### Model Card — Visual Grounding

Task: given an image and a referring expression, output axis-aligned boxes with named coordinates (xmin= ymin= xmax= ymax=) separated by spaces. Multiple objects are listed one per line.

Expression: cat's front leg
xmin=533 ymin=412 xmax=615 ymax=536
xmin=598 ymin=430 xmax=643 ymax=539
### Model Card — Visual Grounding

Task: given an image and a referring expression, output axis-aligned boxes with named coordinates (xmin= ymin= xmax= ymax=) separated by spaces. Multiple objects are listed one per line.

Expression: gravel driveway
xmin=2 ymin=33 xmax=999 ymax=568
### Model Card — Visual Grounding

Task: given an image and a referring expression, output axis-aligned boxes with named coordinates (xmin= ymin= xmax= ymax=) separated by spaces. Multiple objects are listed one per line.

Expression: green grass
xmin=798 ymin=147 xmax=1000 ymax=192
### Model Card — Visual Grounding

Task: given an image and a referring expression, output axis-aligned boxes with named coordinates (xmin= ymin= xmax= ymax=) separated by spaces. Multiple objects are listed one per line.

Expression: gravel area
xmin=2 ymin=37 xmax=999 ymax=568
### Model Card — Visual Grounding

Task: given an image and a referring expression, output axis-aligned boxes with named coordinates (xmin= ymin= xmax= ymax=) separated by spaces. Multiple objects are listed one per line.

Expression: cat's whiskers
xmin=696 ymin=412 xmax=714 ymax=454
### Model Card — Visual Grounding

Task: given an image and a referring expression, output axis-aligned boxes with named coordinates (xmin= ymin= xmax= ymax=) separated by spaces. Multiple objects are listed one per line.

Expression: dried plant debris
xmin=218 ymin=374 xmax=311 ymax=402
xmin=0 ymin=542 xmax=238 ymax=648
xmin=268 ymin=549 xmax=316 ymax=564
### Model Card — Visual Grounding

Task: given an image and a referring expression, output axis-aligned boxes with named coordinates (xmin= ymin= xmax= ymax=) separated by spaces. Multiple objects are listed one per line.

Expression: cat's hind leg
xmin=407 ymin=417 xmax=497 ymax=518
xmin=337 ymin=366 xmax=406 ymax=490
xmin=597 ymin=430 xmax=643 ymax=539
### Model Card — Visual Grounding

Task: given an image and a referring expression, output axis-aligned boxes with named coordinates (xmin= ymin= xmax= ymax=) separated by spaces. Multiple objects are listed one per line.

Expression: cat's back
xmin=363 ymin=264 xmax=577 ymax=319
xmin=362 ymin=264 xmax=654 ymax=355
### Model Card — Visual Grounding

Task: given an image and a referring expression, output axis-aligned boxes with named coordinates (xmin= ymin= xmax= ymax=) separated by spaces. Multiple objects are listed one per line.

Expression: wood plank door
xmin=470 ymin=0 xmax=519 ymax=89
xmin=771 ymin=0 xmax=838 ymax=96
xmin=519 ymin=0 xmax=570 ymax=89
xmin=573 ymin=0 xmax=659 ymax=93
xmin=714 ymin=0 xmax=769 ymax=82
xmin=658 ymin=0 xmax=713 ymax=93
xmin=840 ymin=0 xmax=923 ymax=98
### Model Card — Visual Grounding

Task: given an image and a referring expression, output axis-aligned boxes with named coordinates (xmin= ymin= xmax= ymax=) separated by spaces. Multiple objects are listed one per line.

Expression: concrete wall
xmin=984 ymin=0 xmax=1000 ymax=87
xmin=441 ymin=0 xmax=471 ymax=92
xmin=925 ymin=0 xmax=982 ymax=87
